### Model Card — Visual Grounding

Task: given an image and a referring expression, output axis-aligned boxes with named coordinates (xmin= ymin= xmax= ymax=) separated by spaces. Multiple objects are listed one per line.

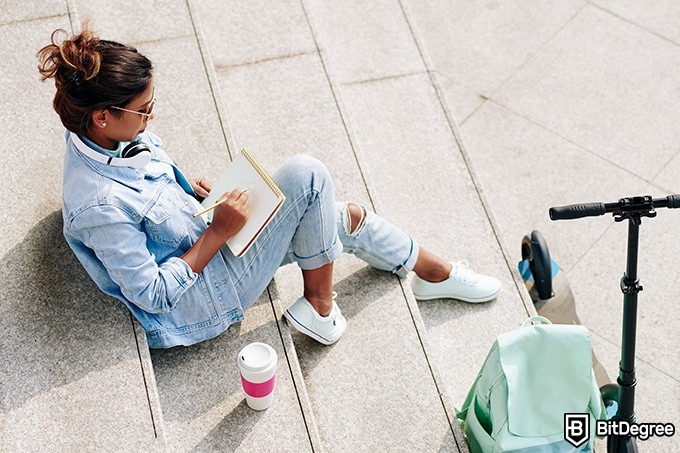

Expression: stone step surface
xmin=11 ymin=0 xmax=678 ymax=451
xmin=0 ymin=6 xmax=166 ymax=451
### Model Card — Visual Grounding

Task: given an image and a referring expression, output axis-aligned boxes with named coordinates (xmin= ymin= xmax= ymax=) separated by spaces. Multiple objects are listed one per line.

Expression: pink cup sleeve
xmin=241 ymin=374 xmax=276 ymax=398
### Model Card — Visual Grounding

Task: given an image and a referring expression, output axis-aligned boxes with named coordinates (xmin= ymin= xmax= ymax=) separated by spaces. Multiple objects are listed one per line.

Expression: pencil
xmin=193 ymin=188 xmax=249 ymax=218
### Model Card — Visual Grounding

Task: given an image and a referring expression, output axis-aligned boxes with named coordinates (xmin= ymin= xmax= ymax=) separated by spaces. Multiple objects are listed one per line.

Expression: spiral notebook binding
xmin=241 ymin=148 xmax=284 ymax=198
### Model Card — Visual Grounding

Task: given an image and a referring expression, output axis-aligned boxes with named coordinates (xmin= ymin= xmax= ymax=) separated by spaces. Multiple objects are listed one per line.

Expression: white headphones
xmin=70 ymin=132 xmax=152 ymax=169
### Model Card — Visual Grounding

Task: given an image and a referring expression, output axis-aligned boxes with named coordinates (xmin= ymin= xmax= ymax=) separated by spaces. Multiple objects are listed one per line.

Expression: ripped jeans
xmin=281 ymin=201 xmax=420 ymax=277
xmin=223 ymin=154 xmax=420 ymax=312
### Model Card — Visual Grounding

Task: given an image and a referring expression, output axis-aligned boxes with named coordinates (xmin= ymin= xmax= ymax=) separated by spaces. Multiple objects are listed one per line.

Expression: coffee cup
xmin=237 ymin=342 xmax=277 ymax=410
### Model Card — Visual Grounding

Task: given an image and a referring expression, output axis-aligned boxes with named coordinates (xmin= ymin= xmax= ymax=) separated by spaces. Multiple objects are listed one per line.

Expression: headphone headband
xmin=70 ymin=132 xmax=151 ymax=169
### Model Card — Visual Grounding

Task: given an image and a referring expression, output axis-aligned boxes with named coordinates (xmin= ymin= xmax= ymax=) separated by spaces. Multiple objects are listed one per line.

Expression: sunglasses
xmin=110 ymin=89 xmax=156 ymax=118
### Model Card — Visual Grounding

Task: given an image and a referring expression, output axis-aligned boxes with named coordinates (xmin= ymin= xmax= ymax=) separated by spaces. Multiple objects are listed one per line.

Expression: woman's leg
xmin=333 ymin=201 xmax=419 ymax=277
xmin=336 ymin=201 xmax=502 ymax=302
xmin=276 ymin=156 xmax=340 ymax=318
xmin=301 ymin=263 xmax=334 ymax=316
xmin=246 ymin=156 xmax=346 ymax=345
xmin=412 ymin=248 xmax=451 ymax=283
xmin=223 ymin=155 xmax=341 ymax=314
xmin=345 ymin=201 xmax=450 ymax=282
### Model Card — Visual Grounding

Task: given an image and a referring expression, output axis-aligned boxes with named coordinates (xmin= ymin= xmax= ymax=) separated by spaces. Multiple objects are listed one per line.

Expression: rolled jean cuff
xmin=295 ymin=237 xmax=343 ymax=270
xmin=394 ymin=237 xmax=419 ymax=278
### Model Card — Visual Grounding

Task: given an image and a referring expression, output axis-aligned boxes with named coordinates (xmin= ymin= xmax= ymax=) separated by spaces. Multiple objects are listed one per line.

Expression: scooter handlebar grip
xmin=549 ymin=202 xmax=606 ymax=220
xmin=667 ymin=194 xmax=680 ymax=209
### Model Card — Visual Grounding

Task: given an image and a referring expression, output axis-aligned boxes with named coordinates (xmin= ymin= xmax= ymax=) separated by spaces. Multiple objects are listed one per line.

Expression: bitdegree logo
xmin=564 ymin=413 xmax=676 ymax=447
xmin=564 ymin=413 xmax=590 ymax=448
xmin=596 ymin=419 xmax=676 ymax=441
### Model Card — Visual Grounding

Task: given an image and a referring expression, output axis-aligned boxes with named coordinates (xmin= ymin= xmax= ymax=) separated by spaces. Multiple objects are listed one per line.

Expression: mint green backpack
xmin=457 ymin=316 xmax=607 ymax=452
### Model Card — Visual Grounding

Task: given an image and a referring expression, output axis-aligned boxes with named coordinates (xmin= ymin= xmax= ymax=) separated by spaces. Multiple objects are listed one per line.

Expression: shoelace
xmin=450 ymin=260 xmax=477 ymax=286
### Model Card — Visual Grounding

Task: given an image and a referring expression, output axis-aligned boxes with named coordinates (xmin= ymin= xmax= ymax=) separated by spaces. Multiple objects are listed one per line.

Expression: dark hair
xmin=37 ymin=24 xmax=153 ymax=136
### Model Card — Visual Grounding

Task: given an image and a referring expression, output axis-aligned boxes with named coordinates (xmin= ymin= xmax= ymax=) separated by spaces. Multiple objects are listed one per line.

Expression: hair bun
xmin=57 ymin=27 xmax=102 ymax=82
xmin=38 ymin=25 xmax=103 ymax=91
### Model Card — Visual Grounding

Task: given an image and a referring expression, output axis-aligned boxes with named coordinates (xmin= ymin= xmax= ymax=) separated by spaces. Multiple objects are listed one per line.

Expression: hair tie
xmin=67 ymin=71 xmax=83 ymax=87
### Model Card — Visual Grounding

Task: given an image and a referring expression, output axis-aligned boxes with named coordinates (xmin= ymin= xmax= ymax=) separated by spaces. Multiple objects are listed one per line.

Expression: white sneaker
xmin=411 ymin=260 xmax=502 ymax=303
xmin=283 ymin=294 xmax=347 ymax=345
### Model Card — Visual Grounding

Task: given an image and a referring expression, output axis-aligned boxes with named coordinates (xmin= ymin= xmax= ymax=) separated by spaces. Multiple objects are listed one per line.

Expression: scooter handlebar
xmin=550 ymin=194 xmax=680 ymax=221
xmin=549 ymin=202 xmax=606 ymax=220
xmin=667 ymin=194 xmax=680 ymax=209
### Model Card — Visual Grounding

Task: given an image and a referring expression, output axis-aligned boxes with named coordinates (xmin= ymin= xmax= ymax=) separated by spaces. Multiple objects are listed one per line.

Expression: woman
xmin=38 ymin=26 xmax=502 ymax=349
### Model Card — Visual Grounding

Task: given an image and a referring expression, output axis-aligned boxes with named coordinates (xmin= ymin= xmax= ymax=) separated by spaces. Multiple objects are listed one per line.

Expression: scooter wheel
xmin=521 ymin=230 xmax=554 ymax=300
xmin=600 ymin=383 xmax=620 ymax=419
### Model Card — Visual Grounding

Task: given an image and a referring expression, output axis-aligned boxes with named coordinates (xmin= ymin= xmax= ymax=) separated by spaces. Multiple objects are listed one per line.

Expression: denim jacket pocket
xmin=144 ymin=191 xmax=189 ymax=248
xmin=148 ymin=273 xmax=218 ymax=333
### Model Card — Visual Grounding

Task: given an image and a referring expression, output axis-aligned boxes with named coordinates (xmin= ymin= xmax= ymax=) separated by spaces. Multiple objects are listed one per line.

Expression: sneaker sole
xmin=283 ymin=310 xmax=341 ymax=346
xmin=413 ymin=288 xmax=502 ymax=303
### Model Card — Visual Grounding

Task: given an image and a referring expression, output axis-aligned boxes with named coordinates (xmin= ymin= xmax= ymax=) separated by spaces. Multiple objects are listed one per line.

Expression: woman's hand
xmin=189 ymin=178 xmax=212 ymax=199
xmin=209 ymin=189 xmax=250 ymax=239
xmin=181 ymin=188 xmax=249 ymax=274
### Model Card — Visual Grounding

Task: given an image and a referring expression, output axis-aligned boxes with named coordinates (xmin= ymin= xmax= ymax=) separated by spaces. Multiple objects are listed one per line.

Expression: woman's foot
xmin=411 ymin=260 xmax=502 ymax=302
xmin=284 ymin=293 xmax=347 ymax=345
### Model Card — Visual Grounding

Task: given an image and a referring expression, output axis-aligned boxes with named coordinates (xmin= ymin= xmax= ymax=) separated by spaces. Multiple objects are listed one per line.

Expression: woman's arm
xmin=67 ymin=188 xmax=248 ymax=314
xmin=68 ymin=205 xmax=196 ymax=314
xmin=181 ymin=188 xmax=249 ymax=273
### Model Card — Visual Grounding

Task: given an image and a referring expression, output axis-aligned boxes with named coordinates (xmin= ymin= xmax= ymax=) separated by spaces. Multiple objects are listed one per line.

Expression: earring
xmin=102 ymin=122 xmax=107 ymax=127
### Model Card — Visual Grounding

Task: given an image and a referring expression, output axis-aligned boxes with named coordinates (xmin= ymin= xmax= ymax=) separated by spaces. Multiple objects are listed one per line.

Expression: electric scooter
xmin=525 ymin=194 xmax=680 ymax=453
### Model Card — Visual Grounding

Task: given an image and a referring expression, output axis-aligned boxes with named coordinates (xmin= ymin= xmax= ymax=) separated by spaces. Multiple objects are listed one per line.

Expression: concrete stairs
xmin=1 ymin=0 xmax=532 ymax=451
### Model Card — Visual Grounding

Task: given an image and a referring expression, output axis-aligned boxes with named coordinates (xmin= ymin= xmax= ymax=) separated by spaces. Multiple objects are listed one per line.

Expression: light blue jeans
xmin=222 ymin=154 xmax=420 ymax=312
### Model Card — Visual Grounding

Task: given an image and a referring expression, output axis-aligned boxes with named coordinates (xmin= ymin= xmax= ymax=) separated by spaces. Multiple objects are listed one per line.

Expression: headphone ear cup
xmin=121 ymin=141 xmax=151 ymax=159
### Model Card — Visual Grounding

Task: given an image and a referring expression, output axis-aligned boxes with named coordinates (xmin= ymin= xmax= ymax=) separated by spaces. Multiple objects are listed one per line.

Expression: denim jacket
xmin=62 ymin=131 xmax=244 ymax=348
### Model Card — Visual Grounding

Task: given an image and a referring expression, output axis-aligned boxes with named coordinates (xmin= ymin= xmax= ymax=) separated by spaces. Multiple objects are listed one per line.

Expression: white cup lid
xmin=238 ymin=342 xmax=277 ymax=372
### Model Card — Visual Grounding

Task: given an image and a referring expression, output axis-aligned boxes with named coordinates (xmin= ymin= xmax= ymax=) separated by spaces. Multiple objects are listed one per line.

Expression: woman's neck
xmin=86 ymin=128 xmax=118 ymax=150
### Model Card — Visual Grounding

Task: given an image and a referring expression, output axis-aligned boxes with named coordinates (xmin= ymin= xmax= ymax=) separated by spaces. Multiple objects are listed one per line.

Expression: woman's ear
xmin=91 ymin=109 xmax=109 ymax=129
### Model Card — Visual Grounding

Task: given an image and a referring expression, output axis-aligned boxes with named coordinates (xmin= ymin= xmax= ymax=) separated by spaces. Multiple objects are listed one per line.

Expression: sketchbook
xmin=199 ymin=149 xmax=285 ymax=257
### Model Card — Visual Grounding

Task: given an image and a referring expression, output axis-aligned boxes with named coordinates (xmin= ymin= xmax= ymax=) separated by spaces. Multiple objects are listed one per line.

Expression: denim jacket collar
xmin=66 ymin=130 xmax=174 ymax=192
